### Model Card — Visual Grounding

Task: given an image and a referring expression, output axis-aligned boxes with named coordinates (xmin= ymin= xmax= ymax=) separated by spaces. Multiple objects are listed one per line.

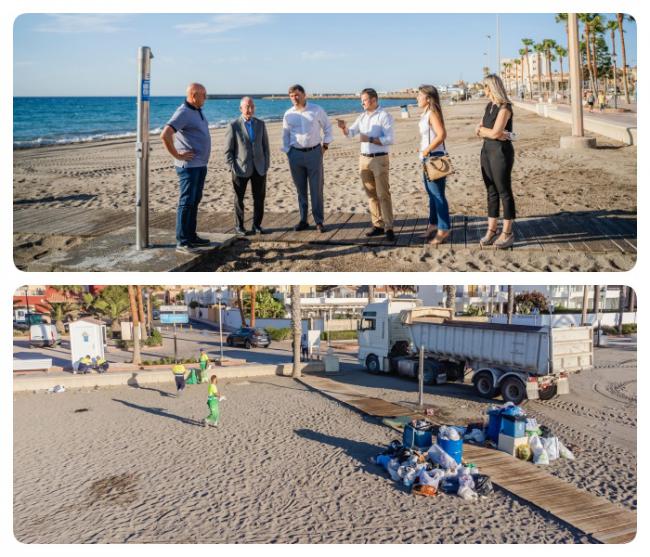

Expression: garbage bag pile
xmin=373 ymin=437 xmax=493 ymax=500
xmin=459 ymin=402 xmax=576 ymax=465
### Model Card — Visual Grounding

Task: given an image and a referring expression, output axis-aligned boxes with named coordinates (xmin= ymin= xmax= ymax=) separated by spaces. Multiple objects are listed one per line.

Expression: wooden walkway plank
xmin=298 ymin=374 xmax=637 ymax=544
xmin=513 ymin=218 xmax=544 ymax=251
xmin=327 ymin=213 xmax=369 ymax=244
xmin=590 ymin=216 xmax=636 ymax=254
xmin=465 ymin=216 xmax=484 ymax=248
xmin=264 ymin=210 xmax=302 ymax=241
xmin=448 ymin=214 xmax=466 ymax=249
xmin=573 ymin=215 xmax=621 ymax=253
xmin=13 ymin=207 xmax=637 ymax=257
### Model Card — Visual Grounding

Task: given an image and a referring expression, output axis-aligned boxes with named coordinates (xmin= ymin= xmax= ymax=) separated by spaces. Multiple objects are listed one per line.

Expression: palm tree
xmin=135 ymin=286 xmax=147 ymax=340
xmin=235 ymin=287 xmax=247 ymax=327
xmin=533 ymin=42 xmax=545 ymax=98
xmin=443 ymin=286 xmax=456 ymax=311
xmin=518 ymin=48 xmax=528 ymax=96
xmin=606 ymin=19 xmax=619 ymax=100
xmin=617 ymin=286 xmax=627 ymax=334
xmin=589 ymin=15 xmax=605 ymax=93
xmin=513 ymin=59 xmax=521 ymax=97
xmin=92 ymin=286 xmax=130 ymax=338
xmin=521 ymin=38 xmax=534 ymax=99
xmin=555 ymin=13 xmax=570 ymax=54
xmin=554 ymin=45 xmax=568 ymax=97
xmin=542 ymin=39 xmax=557 ymax=98
xmin=250 ymin=286 xmax=257 ymax=327
xmin=43 ymin=300 xmax=78 ymax=334
xmin=579 ymin=13 xmax=598 ymax=93
xmin=581 ymin=286 xmax=589 ymax=325
xmin=507 ymin=286 xmax=514 ymax=324
xmin=503 ymin=62 xmax=512 ymax=93
xmin=127 ymin=286 xmax=142 ymax=365
xmin=617 ymin=13 xmax=633 ymax=103
xmin=291 ymin=285 xmax=302 ymax=378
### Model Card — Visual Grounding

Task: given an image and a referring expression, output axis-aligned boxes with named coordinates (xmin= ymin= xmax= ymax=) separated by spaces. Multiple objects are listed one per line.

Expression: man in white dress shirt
xmin=337 ymin=88 xmax=395 ymax=241
xmin=282 ymin=84 xmax=333 ymax=232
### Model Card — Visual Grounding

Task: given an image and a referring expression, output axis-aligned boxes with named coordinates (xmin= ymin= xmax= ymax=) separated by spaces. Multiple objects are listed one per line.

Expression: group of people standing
xmin=161 ymin=74 xmax=517 ymax=252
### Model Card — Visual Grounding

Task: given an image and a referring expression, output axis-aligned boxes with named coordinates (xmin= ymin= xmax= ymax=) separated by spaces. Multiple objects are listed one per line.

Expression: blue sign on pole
xmin=141 ymin=79 xmax=151 ymax=101
xmin=161 ymin=313 xmax=188 ymax=324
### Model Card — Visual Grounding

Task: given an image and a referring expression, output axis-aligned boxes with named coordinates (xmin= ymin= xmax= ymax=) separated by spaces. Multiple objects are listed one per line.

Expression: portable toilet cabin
xmin=69 ymin=318 xmax=107 ymax=371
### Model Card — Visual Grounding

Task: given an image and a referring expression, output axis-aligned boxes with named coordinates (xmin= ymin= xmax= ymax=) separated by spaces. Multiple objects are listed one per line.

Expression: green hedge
xmin=622 ymin=323 xmax=637 ymax=334
xmin=265 ymin=327 xmax=292 ymax=341
xmin=142 ymin=357 xmax=200 ymax=366
xmin=598 ymin=324 xmax=636 ymax=335
xmin=320 ymin=330 xmax=358 ymax=341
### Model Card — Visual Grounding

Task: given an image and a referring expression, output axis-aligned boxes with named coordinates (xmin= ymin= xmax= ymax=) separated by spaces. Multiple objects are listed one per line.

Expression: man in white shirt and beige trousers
xmin=338 ymin=88 xmax=396 ymax=241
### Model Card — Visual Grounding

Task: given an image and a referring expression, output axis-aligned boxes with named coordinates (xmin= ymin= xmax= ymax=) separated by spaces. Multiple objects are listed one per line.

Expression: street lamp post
xmin=486 ymin=35 xmax=492 ymax=73
xmin=217 ymin=295 xmax=223 ymax=362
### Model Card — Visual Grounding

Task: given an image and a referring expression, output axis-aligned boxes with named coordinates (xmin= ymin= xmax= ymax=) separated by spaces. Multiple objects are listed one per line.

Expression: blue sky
xmin=13 ymin=13 xmax=638 ymax=96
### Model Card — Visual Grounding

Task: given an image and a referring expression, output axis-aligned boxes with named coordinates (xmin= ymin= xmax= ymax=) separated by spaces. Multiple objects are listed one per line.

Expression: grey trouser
xmin=287 ymin=147 xmax=324 ymax=225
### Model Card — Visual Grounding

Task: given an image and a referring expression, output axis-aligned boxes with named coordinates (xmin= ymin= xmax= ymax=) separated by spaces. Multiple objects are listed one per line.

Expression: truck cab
xmin=357 ymin=299 xmax=421 ymax=372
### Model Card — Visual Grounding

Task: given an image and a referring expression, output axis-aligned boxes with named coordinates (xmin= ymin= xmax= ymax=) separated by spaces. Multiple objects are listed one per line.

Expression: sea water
xmin=13 ymin=96 xmax=411 ymax=149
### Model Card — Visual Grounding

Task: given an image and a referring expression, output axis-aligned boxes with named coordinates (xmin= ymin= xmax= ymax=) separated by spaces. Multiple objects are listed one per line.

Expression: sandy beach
xmin=13 ymin=341 xmax=635 ymax=543
xmin=13 ymin=101 xmax=636 ymax=272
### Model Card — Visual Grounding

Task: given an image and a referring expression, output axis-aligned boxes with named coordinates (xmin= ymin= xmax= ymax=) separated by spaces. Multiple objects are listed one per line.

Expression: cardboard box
xmin=498 ymin=433 xmax=529 ymax=456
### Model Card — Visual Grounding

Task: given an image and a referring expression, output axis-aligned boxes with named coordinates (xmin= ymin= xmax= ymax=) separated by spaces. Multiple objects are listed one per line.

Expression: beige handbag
xmin=423 ymin=121 xmax=454 ymax=181
xmin=423 ymin=153 xmax=454 ymax=181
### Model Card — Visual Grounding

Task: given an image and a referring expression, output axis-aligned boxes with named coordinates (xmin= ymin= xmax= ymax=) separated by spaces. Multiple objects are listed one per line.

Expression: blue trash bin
xmin=487 ymin=408 xmax=502 ymax=442
xmin=403 ymin=423 xmax=433 ymax=450
xmin=437 ymin=435 xmax=463 ymax=464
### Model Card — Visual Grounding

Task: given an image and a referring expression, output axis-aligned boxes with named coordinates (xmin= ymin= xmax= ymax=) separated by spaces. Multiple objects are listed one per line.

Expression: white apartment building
xmin=417 ymin=285 xmax=632 ymax=313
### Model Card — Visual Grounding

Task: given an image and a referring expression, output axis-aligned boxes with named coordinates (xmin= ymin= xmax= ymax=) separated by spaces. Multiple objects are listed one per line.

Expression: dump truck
xmin=358 ymin=300 xmax=594 ymax=404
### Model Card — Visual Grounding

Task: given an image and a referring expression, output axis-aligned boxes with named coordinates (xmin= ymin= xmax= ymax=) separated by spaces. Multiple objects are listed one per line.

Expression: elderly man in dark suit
xmin=224 ymin=96 xmax=271 ymax=235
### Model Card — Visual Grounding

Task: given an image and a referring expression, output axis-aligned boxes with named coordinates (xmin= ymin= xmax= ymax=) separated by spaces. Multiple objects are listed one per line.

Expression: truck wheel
xmin=501 ymin=377 xmax=526 ymax=405
xmin=244 ymin=340 xmax=252 ymax=349
xmin=365 ymin=354 xmax=380 ymax=373
xmin=226 ymin=337 xmax=233 ymax=347
xmin=538 ymin=383 xmax=558 ymax=401
xmin=474 ymin=372 xmax=497 ymax=398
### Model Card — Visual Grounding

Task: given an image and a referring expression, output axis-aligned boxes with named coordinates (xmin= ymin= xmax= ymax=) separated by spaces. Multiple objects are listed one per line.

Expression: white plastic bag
xmin=428 ymin=444 xmax=458 ymax=470
xmin=388 ymin=459 xmax=401 ymax=482
xmin=543 ymin=437 xmax=560 ymax=461
xmin=458 ymin=485 xmax=478 ymax=501
xmin=464 ymin=429 xmax=485 ymax=444
xmin=558 ymin=440 xmax=576 ymax=461
xmin=530 ymin=435 xmax=549 ymax=465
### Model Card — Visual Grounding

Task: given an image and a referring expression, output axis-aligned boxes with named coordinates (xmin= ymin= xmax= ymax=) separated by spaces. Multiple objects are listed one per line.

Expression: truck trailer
xmin=358 ymin=300 xmax=594 ymax=404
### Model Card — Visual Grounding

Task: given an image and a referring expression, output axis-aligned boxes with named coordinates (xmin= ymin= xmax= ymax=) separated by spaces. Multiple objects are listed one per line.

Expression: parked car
xmin=226 ymin=327 xmax=271 ymax=349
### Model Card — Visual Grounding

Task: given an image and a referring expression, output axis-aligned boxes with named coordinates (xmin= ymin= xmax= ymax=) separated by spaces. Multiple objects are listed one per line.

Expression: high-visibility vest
xmin=200 ymin=353 xmax=209 ymax=362
xmin=80 ymin=356 xmax=92 ymax=365
xmin=96 ymin=357 xmax=107 ymax=366
xmin=172 ymin=364 xmax=186 ymax=375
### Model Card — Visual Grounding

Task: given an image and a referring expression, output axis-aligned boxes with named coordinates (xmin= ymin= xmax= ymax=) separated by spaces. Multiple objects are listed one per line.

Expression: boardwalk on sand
xmin=13 ymin=207 xmax=636 ymax=254
xmin=298 ymin=375 xmax=637 ymax=544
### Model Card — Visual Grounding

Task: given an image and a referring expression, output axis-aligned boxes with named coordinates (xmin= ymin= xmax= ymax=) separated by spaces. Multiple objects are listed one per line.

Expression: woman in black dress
xmin=475 ymin=74 xmax=516 ymax=249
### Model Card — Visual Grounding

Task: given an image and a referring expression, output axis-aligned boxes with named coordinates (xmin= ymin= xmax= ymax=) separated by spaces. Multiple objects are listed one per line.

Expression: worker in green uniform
xmin=199 ymin=348 xmax=210 ymax=382
xmin=172 ymin=363 xmax=186 ymax=396
xmin=204 ymin=374 xmax=220 ymax=427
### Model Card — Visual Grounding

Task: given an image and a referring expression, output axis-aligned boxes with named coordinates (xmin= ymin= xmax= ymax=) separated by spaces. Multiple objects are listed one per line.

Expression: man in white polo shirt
xmin=337 ymin=88 xmax=395 ymax=241
xmin=282 ymin=84 xmax=333 ymax=233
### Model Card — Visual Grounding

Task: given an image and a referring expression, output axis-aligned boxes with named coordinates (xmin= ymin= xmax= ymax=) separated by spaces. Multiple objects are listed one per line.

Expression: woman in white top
xmin=416 ymin=85 xmax=450 ymax=245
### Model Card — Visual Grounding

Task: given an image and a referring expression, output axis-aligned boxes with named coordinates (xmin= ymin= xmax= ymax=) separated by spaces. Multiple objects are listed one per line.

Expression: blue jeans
xmin=175 ymin=166 xmax=207 ymax=245
xmin=423 ymin=172 xmax=450 ymax=231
